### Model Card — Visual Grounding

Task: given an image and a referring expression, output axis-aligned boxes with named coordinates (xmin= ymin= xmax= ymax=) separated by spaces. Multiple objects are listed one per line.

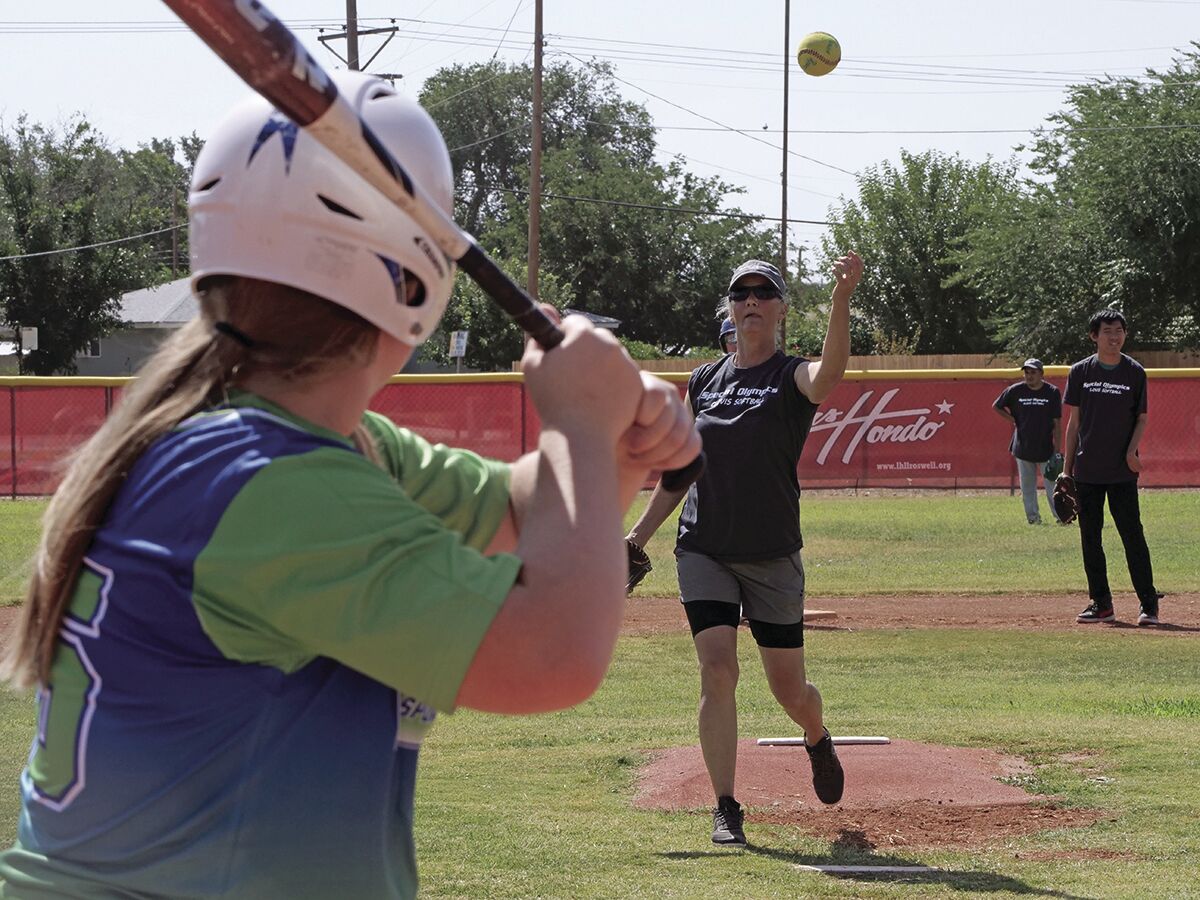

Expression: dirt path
xmin=623 ymin=591 xmax=1200 ymax=636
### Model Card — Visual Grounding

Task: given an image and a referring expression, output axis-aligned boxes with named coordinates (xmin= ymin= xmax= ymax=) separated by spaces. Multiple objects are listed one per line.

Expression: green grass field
xmin=627 ymin=489 xmax=1200 ymax=597
xmin=0 ymin=493 xmax=1197 ymax=898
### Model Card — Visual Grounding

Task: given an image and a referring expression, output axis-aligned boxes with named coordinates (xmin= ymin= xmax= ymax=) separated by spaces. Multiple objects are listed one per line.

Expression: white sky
xmin=1 ymin=1 xmax=1197 ymax=264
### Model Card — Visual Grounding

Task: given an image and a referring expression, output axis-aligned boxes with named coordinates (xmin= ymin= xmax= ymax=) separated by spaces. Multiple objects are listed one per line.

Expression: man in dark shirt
xmin=993 ymin=358 xmax=1063 ymax=524
xmin=1062 ymin=309 xmax=1162 ymax=626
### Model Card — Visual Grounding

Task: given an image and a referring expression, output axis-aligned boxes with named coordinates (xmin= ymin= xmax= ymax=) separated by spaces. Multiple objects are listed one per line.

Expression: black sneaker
xmin=1076 ymin=603 xmax=1115 ymax=624
xmin=711 ymin=795 xmax=746 ymax=848
xmin=1138 ymin=593 xmax=1163 ymax=627
xmin=805 ymin=729 xmax=845 ymax=805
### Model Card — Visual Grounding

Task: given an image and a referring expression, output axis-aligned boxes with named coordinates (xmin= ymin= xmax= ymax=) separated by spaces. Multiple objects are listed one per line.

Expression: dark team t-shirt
xmin=1063 ymin=353 xmax=1148 ymax=484
xmin=992 ymin=381 xmax=1062 ymax=461
xmin=676 ymin=352 xmax=818 ymax=562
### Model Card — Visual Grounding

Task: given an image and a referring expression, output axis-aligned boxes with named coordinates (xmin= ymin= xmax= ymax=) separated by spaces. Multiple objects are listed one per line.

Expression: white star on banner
xmin=936 ymin=400 xmax=954 ymax=415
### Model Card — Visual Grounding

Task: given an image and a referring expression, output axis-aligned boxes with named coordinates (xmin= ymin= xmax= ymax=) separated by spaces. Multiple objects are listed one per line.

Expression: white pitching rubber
xmin=756 ymin=736 xmax=891 ymax=746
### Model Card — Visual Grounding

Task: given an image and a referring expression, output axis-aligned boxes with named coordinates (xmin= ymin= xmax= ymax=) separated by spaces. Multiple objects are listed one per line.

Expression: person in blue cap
xmin=992 ymin=358 xmax=1063 ymax=525
xmin=718 ymin=317 xmax=737 ymax=354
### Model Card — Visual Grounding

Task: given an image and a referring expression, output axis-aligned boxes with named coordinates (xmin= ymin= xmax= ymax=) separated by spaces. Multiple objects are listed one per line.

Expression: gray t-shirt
xmin=676 ymin=352 xmax=818 ymax=562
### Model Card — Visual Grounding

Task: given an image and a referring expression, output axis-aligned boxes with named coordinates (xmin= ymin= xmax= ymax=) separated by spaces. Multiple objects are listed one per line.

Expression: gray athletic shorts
xmin=675 ymin=549 xmax=806 ymax=625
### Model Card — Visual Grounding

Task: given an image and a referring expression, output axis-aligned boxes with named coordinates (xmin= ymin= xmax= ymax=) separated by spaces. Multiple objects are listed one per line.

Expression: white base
xmin=796 ymin=864 xmax=938 ymax=874
xmin=803 ymin=608 xmax=837 ymax=620
xmin=756 ymin=736 xmax=891 ymax=746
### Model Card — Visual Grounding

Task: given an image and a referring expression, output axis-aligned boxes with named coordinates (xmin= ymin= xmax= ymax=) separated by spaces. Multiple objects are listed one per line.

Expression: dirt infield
xmin=623 ymin=592 xmax=1200 ymax=850
xmin=622 ymin=591 xmax=1200 ymax=636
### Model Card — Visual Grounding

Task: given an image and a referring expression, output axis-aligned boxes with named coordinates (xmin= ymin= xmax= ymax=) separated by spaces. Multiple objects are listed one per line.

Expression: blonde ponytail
xmin=2 ymin=277 xmax=381 ymax=689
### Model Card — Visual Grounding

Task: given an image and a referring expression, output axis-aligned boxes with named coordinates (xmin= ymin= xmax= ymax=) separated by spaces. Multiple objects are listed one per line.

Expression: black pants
xmin=1076 ymin=480 xmax=1158 ymax=606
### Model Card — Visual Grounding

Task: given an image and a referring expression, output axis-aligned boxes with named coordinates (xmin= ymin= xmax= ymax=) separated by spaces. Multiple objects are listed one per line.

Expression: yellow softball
xmin=797 ymin=31 xmax=841 ymax=77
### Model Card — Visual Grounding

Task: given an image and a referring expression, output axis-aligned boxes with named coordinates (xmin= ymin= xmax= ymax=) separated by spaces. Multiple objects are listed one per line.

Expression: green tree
xmin=529 ymin=153 xmax=776 ymax=353
xmin=421 ymin=61 xmax=777 ymax=361
xmin=0 ymin=118 xmax=190 ymax=373
xmin=958 ymin=47 xmax=1200 ymax=358
xmin=415 ymin=257 xmax=575 ymax=371
xmin=821 ymin=150 xmax=1021 ymax=354
xmin=421 ymin=60 xmax=655 ymax=238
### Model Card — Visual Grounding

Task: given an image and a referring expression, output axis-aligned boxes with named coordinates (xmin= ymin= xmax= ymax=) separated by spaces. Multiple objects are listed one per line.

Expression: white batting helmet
xmin=188 ymin=71 xmax=456 ymax=346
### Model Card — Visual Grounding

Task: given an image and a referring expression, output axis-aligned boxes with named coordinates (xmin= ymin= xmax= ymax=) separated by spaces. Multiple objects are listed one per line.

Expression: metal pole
xmin=779 ymin=0 xmax=791 ymax=351
xmin=171 ymin=183 xmax=179 ymax=278
xmin=527 ymin=0 xmax=544 ymax=298
xmin=346 ymin=0 xmax=360 ymax=70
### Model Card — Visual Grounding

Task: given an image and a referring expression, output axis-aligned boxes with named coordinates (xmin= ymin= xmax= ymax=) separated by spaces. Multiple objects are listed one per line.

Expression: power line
xmin=478 ymin=184 xmax=838 ymax=225
xmin=647 ymin=122 xmax=1200 ymax=135
xmin=653 ymin=146 xmax=844 ymax=199
xmin=557 ymin=50 xmax=858 ymax=177
xmin=2 ymin=16 xmax=1185 ymax=76
xmin=491 ymin=0 xmax=528 ymax=60
xmin=6 ymin=15 xmax=1183 ymax=63
xmin=0 ymin=225 xmax=183 ymax=262
xmin=447 ymin=121 xmax=530 ymax=152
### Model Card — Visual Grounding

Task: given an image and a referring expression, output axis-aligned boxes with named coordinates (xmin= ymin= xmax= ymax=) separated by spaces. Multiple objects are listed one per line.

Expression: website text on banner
xmin=1 ymin=373 xmax=1197 ymax=496
xmin=794 ymin=377 xmax=1195 ymax=489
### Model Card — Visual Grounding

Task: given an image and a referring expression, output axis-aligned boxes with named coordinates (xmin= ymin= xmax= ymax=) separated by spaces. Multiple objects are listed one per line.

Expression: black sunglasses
xmin=728 ymin=285 xmax=782 ymax=302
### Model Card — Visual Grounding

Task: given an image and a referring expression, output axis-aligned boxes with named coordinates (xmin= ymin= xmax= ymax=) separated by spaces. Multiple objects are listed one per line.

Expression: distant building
xmin=46 ymin=283 xmax=631 ymax=378
xmin=74 ymin=277 xmax=196 ymax=376
xmin=562 ymin=309 xmax=622 ymax=331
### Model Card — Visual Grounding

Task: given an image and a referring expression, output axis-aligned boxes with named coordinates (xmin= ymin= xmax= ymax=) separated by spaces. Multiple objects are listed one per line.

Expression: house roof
xmin=115 ymin=286 xmax=627 ymax=332
xmin=119 ymin=276 xmax=197 ymax=326
xmin=563 ymin=308 xmax=622 ymax=330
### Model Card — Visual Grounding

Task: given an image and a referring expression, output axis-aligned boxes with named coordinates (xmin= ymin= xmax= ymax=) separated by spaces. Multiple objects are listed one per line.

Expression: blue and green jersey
xmin=1 ymin=393 xmax=521 ymax=898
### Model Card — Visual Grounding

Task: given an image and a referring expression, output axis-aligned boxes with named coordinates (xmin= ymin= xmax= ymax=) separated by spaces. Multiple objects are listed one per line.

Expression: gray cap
xmin=1022 ymin=358 xmax=1044 ymax=372
xmin=728 ymin=259 xmax=786 ymax=295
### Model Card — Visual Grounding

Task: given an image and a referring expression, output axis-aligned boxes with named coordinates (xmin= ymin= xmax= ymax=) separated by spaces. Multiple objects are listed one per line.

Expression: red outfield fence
xmin=2 ymin=368 xmax=1198 ymax=497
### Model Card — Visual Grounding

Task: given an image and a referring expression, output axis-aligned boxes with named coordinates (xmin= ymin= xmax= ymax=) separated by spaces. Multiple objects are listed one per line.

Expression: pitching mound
xmin=634 ymin=738 xmax=1107 ymax=849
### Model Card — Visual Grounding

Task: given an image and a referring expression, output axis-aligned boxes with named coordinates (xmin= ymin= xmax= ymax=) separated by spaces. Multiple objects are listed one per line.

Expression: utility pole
xmin=779 ymin=0 xmax=791 ymax=350
xmin=172 ymin=184 xmax=180 ymax=278
xmin=346 ymin=0 xmax=360 ymax=70
xmin=527 ymin=0 xmax=544 ymax=298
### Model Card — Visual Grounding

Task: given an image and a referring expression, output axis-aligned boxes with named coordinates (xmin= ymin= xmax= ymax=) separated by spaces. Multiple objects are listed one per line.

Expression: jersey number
xmin=27 ymin=563 xmax=109 ymax=811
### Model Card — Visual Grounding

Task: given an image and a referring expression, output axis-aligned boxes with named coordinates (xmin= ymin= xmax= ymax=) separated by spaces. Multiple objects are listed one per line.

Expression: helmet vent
xmin=317 ymin=194 xmax=363 ymax=220
xmin=404 ymin=274 xmax=427 ymax=308
xmin=196 ymin=177 xmax=222 ymax=192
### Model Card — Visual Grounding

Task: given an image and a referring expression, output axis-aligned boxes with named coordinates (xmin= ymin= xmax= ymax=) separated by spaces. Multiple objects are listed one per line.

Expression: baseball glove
xmin=626 ymin=538 xmax=653 ymax=595
xmin=1043 ymin=452 xmax=1064 ymax=481
xmin=1053 ymin=474 xmax=1079 ymax=525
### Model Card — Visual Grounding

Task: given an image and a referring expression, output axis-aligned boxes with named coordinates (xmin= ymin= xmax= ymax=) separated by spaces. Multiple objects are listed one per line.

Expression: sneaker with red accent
xmin=805 ymin=729 xmax=844 ymax=805
xmin=1076 ymin=603 xmax=1115 ymax=624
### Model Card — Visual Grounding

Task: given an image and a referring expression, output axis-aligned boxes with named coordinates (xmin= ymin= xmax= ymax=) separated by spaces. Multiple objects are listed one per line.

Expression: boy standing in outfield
xmin=993 ymin=358 xmax=1063 ymax=525
xmin=1061 ymin=310 xmax=1162 ymax=626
